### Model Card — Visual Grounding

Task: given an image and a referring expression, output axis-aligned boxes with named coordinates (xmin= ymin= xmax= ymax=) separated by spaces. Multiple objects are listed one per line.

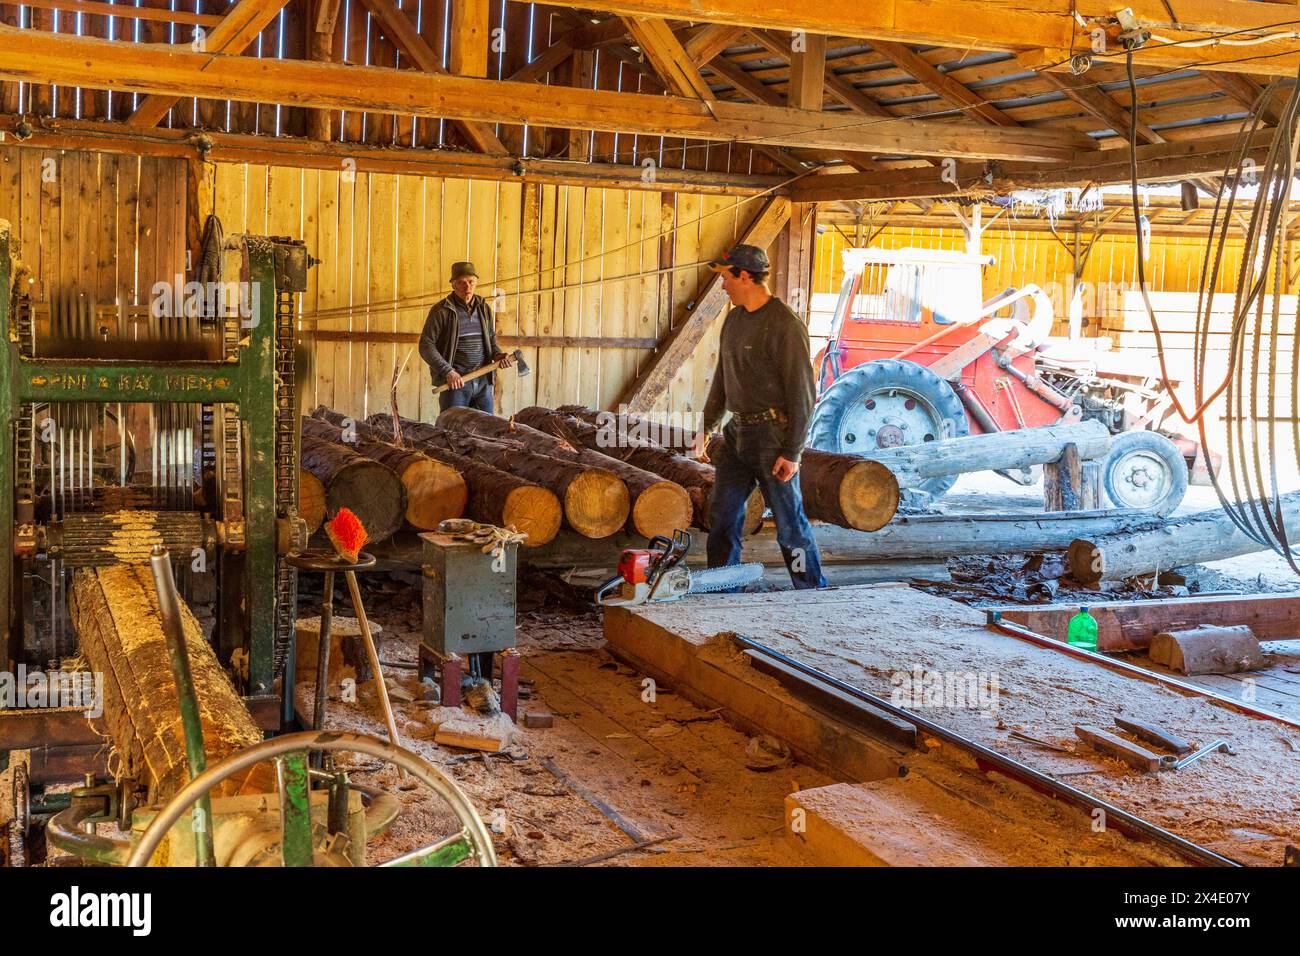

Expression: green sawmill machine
xmin=0 ymin=219 xmax=494 ymax=867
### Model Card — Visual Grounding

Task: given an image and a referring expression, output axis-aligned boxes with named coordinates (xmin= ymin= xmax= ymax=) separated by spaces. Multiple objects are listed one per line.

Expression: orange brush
xmin=325 ymin=507 xmax=368 ymax=564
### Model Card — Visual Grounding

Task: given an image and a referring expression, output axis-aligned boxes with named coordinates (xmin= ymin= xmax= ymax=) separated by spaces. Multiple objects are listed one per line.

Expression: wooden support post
xmin=1044 ymin=442 xmax=1082 ymax=512
xmin=449 ymin=0 xmax=491 ymax=79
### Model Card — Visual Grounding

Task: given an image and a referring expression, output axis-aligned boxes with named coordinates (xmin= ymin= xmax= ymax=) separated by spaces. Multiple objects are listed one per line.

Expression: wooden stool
xmin=288 ymin=550 xmax=402 ymax=764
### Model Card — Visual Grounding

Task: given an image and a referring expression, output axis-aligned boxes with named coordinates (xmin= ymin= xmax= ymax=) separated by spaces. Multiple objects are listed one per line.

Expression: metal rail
xmin=986 ymin=613 xmax=1300 ymax=730
xmin=733 ymin=633 xmax=1240 ymax=868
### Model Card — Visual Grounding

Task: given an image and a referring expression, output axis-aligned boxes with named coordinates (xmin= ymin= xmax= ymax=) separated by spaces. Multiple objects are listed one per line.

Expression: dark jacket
xmin=702 ymin=296 xmax=816 ymax=461
xmin=418 ymin=293 xmax=502 ymax=385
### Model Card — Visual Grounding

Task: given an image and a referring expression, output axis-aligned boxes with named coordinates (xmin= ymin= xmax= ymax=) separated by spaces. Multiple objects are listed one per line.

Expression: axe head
xmin=511 ymin=348 xmax=532 ymax=377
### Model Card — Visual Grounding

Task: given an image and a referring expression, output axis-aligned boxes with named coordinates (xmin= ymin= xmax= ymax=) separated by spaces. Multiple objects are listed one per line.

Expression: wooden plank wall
xmin=0 ymin=143 xmax=186 ymax=306
xmin=213 ymin=161 xmax=763 ymax=421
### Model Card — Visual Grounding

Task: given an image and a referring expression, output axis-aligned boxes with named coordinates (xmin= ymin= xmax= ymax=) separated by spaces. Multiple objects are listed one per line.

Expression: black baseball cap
xmin=708 ymin=244 xmax=769 ymax=275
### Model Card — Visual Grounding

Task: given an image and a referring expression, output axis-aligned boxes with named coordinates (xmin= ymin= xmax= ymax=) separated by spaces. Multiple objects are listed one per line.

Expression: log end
xmin=503 ymin=485 xmax=563 ymax=547
xmin=324 ymin=461 xmax=407 ymax=546
xmin=563 ymin=469 xmax=631 ymax=539
xmin=630 ymin=481 xmax=694 ymax=540
xmin=402 ymin=459 xmax=469 ymax=530
xmin=1067 ymin=538 xmax=1104 ymax=584
xmin=299 ymin=469 xmax=326 ymax=535
xmin=837 ymin=460 xmax=900 ymax=532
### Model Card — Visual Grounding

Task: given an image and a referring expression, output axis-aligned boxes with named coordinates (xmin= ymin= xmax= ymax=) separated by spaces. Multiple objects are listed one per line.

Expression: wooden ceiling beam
xmin=789 ymin=32 xmax=827 ymax=111
xmin=684 ymin=23 xmax=747 ymax=65
xmin=0 ymin=113 xmax=786 ymax=195
xmin=790 ymin=129 xmax=1276 ymax=202
xmin=449 ymin=0 xmax=490 ymax=78
xmin=525 ymin=0 xmax=1300 ymax=77
xmin=1026 ymin=60 xmax=1165 ymax=145
xmin=126 ymin=0 xmax=292 ymax=128
xmin=871 ymin=40 xmax=1018 ymax=127
xmin=358 ymin=0 xmax=507 ymax=154
xmin=748 ymin=30 xmax=893 ymax=119
xmin=1201 ymin=71 xmax=1286 ymax=127
xmin=623 ymin=16 xmax=715 ymax=99
xmin=0 ymin=26 xmax=1093 ymax=161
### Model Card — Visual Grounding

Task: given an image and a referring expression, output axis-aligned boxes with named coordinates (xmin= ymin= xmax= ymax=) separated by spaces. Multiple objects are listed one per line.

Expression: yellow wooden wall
xmin=0 ymin=144 xmax=186 ymax=307
xmin=813 ymin=224 xmax=1256 ymax=339
xmin=213 ymin=163 xmax=763 ymax=421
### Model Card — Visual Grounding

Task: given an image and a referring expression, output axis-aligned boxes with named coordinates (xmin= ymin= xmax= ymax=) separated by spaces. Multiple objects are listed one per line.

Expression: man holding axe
xmin=419 ymin=261 xmax=518 ymax=414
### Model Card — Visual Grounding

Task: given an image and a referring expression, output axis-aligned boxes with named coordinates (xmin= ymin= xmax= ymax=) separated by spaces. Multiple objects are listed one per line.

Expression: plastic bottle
xmin=1066 ymin=606 xmax=1098 ymax=651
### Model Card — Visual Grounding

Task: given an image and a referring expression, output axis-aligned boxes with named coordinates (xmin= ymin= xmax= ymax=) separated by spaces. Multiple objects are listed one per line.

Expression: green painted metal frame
xmin=0 ymin=223 xmax=283 ymax=699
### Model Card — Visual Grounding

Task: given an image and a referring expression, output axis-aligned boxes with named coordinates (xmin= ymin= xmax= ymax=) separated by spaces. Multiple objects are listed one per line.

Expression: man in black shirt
xmin=418 ymin=261 xmax=514 ymax=414
xmin=692 ymin=244 xmax=826 ymax=589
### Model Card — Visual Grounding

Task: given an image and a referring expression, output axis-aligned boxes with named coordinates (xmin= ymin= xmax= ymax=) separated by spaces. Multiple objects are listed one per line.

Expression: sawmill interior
xmin=0 ymin=0 xmax=1297 ymax=912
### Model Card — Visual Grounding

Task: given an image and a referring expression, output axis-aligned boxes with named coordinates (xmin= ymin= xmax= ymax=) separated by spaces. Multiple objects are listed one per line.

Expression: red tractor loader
xmin=809 ymin=247 xmax=1198 ymax=514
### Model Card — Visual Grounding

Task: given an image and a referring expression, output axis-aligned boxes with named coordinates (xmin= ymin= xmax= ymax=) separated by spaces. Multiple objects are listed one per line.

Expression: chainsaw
xmin=595 ymin=529 xmax=764 ymax=606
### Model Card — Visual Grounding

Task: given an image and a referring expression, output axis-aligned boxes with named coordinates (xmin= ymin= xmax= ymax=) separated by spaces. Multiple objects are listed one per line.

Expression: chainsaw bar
xmin=689 ymin=562 xmax=764 ymax=593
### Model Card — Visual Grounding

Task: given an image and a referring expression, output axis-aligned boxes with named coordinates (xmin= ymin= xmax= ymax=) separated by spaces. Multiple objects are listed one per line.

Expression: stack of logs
xmin=298 ymin=405 xmax=901 ymax=548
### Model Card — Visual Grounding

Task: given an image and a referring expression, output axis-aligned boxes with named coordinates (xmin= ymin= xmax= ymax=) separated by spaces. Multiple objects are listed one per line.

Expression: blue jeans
xmin=707 ymin=422 xmax=826 ymax=589
xmin=437 ymin=376 xmax=494 ymax=414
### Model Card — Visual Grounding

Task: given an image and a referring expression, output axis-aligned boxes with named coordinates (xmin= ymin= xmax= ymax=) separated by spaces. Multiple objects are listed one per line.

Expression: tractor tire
xmin=1102 ymin=430 xmax=1188 ymax=516
xmin=809 ymin=358 xmax=969 ymax=499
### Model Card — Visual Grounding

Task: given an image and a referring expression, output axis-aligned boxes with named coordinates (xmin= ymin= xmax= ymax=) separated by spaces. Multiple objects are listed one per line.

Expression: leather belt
xmin=730 ymin=408 xmax=787 ymax=426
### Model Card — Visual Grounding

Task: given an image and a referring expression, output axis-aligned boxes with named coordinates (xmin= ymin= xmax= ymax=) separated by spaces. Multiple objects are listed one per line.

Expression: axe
xmin=432 ymin=348 xmax=531 ymax=395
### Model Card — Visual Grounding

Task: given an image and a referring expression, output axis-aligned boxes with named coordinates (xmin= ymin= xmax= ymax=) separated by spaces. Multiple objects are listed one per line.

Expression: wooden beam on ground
xmin=449 ymin=0 xmax=490 ymax=78
xmin=621 ymin=197 xmax=792 ymax=412
xmin=126 ymin=0 xmax=292 ymax=128
xmin=872 ymin=40 xmax=1018 ymax=127
xmin=358 ymin=0 xmax=507 ymax=154
xmin=0 ymin=114 xmax=787 ymax=196
xmin=0 ymin=26 xmax=1094 ymax=162
xmin=525 ymin=0 xmax=1300 ymax=77
xmin=991 ymin=594 xmax=1300 ymax=652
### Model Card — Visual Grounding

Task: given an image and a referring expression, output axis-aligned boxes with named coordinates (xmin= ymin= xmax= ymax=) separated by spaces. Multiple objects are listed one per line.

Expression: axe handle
xmin=431 ymin=356 xmax=521 ymax=395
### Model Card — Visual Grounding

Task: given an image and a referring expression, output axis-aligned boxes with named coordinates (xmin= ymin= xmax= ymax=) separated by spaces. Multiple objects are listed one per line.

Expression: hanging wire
xmin=1126 ymin=48 xmax=1300 ymax=574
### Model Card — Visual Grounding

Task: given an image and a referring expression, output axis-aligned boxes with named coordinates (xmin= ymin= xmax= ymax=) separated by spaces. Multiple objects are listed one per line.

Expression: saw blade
xmin=687 ymin=562 xmax=764 ymax=593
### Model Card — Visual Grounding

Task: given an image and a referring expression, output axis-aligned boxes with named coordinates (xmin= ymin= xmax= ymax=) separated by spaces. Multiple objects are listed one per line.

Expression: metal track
xmin=987 ymin=614 xmax=1300 ymax=730
xmin=733 ymin=633 xmax=1241 ymax=868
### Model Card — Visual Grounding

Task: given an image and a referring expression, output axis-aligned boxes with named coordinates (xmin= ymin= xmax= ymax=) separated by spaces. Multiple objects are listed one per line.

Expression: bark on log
xmin=1067 ymin=490 xmax=1300 ymax=583
xmin=70 ymin=564 xmax=275 ymax=803
xmin=321 ymin=410 xmax=561 ymax=546
xmin=866 ymin=419 xmax=1112 ymax=487
xmin=426 ymin=407 xmax=693 ymax=540
xmin=299 ymin=468 xmax=326 ymax=534
xmin=513 ymin=406 xmax=762 ymax=533
xmin=1148 ymin=625 xmax=1265 ymax=675
xmin=300 ymin=417 xmax=467 ymax=530
xmin=555 ymin=405 xmax=896 ymax=532
xmin=417 ymin=428 xmax=629 ymax=539
xmin=299 ymin=433 xmax=407 ymax=545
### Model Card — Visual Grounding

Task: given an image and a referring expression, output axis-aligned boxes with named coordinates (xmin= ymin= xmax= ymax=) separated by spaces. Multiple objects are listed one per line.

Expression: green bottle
xmin=1067 ymin=606 xmax=1098 ymax=651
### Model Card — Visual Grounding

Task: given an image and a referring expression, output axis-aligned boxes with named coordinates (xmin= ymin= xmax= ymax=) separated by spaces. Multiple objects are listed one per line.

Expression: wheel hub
xmin=840 ymin=389 xmax=944 ymax=449
xmin=1114 ymin=452 xmax=1170 ymax=508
